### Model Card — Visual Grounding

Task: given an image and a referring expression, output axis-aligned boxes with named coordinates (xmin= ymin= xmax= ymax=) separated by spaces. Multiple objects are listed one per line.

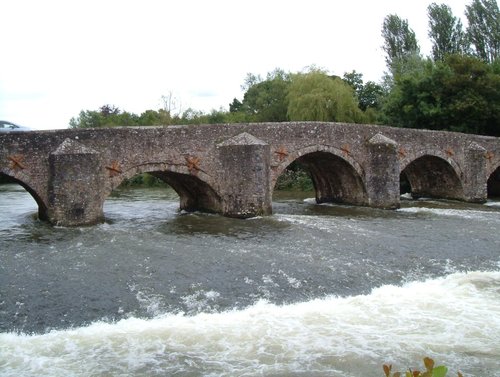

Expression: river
xmin=0 ymin=183 xmax=499 ymax=376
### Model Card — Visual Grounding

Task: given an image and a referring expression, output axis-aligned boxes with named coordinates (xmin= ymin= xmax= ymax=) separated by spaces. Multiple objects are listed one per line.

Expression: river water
xmin=0 ymin=183 xmax=499 ymax=377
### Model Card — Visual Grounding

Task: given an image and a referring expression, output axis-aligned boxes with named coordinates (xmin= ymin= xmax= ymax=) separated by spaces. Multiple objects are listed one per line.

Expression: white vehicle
xmin=0 ymin=120 xmax=31 ymax=132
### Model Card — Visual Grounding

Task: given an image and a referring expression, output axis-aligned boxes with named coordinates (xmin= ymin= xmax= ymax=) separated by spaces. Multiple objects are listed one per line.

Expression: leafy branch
xmin=383 ymin=357 xmax=464 ymax=377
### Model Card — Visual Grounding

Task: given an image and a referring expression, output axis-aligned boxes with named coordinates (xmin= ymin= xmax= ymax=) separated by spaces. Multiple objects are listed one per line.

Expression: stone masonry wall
xmin=1 ymin=122 xmax=499 ymax=225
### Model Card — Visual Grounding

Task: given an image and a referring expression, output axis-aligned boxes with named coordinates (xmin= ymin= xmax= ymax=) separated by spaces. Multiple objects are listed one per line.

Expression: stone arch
xmin=0 ymin=169 xmax=48 ymax=221
xmin=106 ymin=162 xmax=222 ymax=214
xmin=400 ymin=151 xmax=464 ymax=200
xmin=272 ymin=145 xmax=368 ymax=206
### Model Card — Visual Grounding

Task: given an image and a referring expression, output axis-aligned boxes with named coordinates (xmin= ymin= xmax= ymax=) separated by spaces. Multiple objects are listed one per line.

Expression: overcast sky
xmin=1 ymin=0 xmax=472 ymax=130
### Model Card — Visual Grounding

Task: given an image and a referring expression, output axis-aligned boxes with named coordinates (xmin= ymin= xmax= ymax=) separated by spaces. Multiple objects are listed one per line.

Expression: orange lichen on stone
xmin=274 ymin=146 xmax=288 ymax=161
xmin=7 ymin=155 xmax=26 ymax=170
xmin=105 ymin=161 xmax=122 ymax=177
xmin=340 ymin=144 xmax=350 ymax=156
xmin=186 ymin=156 xmax=201 ymax=174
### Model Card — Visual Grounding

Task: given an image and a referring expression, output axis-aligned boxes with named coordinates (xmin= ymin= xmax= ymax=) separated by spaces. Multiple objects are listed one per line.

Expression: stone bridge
xmin=1 ymin=122 xmax=500 ymax=226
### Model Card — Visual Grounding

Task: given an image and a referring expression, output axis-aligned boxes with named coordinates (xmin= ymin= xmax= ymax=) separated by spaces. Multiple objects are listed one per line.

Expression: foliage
xmin=229 ymin=98 xmax=243 ymax=113
xmin=381 ymin=54 xmax=500 ymax=136
xmin=343 ymin=70 xmax=364 ymax=94
xmin=275 ymin=167 xmax=314 ymax=191
xmin=427 ymin=3 xmax=469 ymax=61
xmin=69 ymin=105 xmax=169 ymax=129
xmin=465 ymin=0 xmax=500 ymax=63
xmin=238 ymin=68 xmax=291 ymax=122
xmin=119 ymin=173 xmax=167 ymax=188
xmin=383 ymin=357 xmax=463 ymax=377
xmin=382 ymin=14 xmax=420 ymax=73
xmin=343 ymin=70 xmax=384 ymax=112
xmin=68 ymin=100 xmax=242 ymax=129
xmin=287 ymin=69 xmax=366 ymax=123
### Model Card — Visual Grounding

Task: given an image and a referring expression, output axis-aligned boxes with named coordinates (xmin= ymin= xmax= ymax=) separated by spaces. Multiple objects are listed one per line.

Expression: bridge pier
xmin=462 ymin=142 xmax=488 ymax=203
xmin=364 ymin=134 xmax=400 ymax=209
xmin=217 ymin=132 xmax=272 ymax=218
xmin=47 ymin=139 xmax=105 ymax=226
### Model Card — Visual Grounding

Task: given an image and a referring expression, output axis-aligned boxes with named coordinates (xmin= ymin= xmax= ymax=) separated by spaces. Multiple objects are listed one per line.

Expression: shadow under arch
xmin=0 ymin=171 xmax=48 ymax=221
xmin=108 ymin=163 xmax=222 ymax=214
xmin=273 ymin=146 xmax=368 ymax=206
xmin=400 ymin=154 xmax=464 ymax=200
xmin=487 ymin=164 xmax=500 ymax=198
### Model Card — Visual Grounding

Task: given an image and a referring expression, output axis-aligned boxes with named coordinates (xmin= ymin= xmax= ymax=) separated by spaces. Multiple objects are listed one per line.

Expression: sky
xmin=1 ymin=0 xmax=473 ymax=130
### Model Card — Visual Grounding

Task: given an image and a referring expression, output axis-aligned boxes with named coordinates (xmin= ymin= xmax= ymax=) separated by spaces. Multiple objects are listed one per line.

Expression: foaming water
xmin=1 ymin=186 xmax=500 ymax=376
xmin=397 ymin=206 xmax=500 ymax=221
xmin=1 ymin=271 xmax=499 ymax=377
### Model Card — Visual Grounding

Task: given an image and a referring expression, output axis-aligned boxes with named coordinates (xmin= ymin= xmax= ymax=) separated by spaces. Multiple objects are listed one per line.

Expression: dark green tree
xmin=69 ymin=109 xmax=101 ymax=128
xmin=382 ymin=54 xmax=500 ymax=135
xmin=343 ymin=70 xmax=384 ymax=111
xmin=99 ymin=104 xmax=120 ymax=117
xmin=229 ymin=98 xmax=243 ymax=113
xmin=358 ymin=81 xmax=384 ymax=112
xmin=70 ymin=105 xmax=148 ymax=128
xmin=239 ymin=68 xmax=291 ymax=122
xmin=428 ymin=3 xmax=469 ymax=61
xmin=342 ymin=70 xmax=364 ymax=94
xmin=465 ymin=0 xmax=500 ymax=63
xmin=382 ymin=14 xmax=421 ymax=73
xmin=138 ymin=109 xmax=163 ymax=126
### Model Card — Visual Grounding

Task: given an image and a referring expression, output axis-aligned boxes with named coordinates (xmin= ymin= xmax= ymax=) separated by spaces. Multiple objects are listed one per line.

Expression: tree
xmin=358 ymin=81 xmax=384 ymax=111
xmin=138 ymin=109 xmax=163 ymax=126
xmin=343 ymin=70 xmax=384 ymax=111
xmin=428 ymin=3 xmax=468 ymax=61
xmin=343 ymin=70 xmax=364 ymax=94
xmin=99 ymin=104 xmax=120 ymax=117
xmin=381 ymin=54 xmax=500 ymax=136
xmin=239 ymin=68 xmax=291 ymax=122
xmin=241 ymin=72 xmax=262 ymax=92
xmin=382 ymin=14 xmax=420 ymax=72
xmin=69 ymin=109 xmax=103 ymax=128
xmin=160 ymin=91 xmax=182 ymax=121
xmin=465 ymin=0 xmax=500 ymax=63
xmin=69 ymin=105 xmax=149 ymax=128
xmin=287 ymin=69 xmax=365 ymax=123
xmin=229 ymin=98 xmax=242 ymax=113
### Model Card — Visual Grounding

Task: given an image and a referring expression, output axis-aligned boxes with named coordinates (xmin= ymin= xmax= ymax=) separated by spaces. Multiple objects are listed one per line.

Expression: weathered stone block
xmin=365 ymin=133 xmax=400 ymax=209
xmin=48 ymin=138 xmax=105 ymax=226
xmin=463 ymin=142 xmax=487 ymax=203
xmin=217 ymin=132 xmax=272 ymax=218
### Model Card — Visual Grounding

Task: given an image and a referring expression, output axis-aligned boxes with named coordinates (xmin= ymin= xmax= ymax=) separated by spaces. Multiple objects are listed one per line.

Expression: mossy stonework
xmin=1 ymin=122 xmax=499 ymax=226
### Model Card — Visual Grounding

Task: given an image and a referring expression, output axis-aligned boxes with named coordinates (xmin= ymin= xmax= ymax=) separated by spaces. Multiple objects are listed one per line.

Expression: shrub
xmin=383 ymin=357 xmax=463 ymax=377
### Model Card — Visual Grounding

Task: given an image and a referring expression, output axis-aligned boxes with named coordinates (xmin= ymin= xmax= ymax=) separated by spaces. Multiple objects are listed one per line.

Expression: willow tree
xmin=287 ymin=70 xmax=365 ymax=123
